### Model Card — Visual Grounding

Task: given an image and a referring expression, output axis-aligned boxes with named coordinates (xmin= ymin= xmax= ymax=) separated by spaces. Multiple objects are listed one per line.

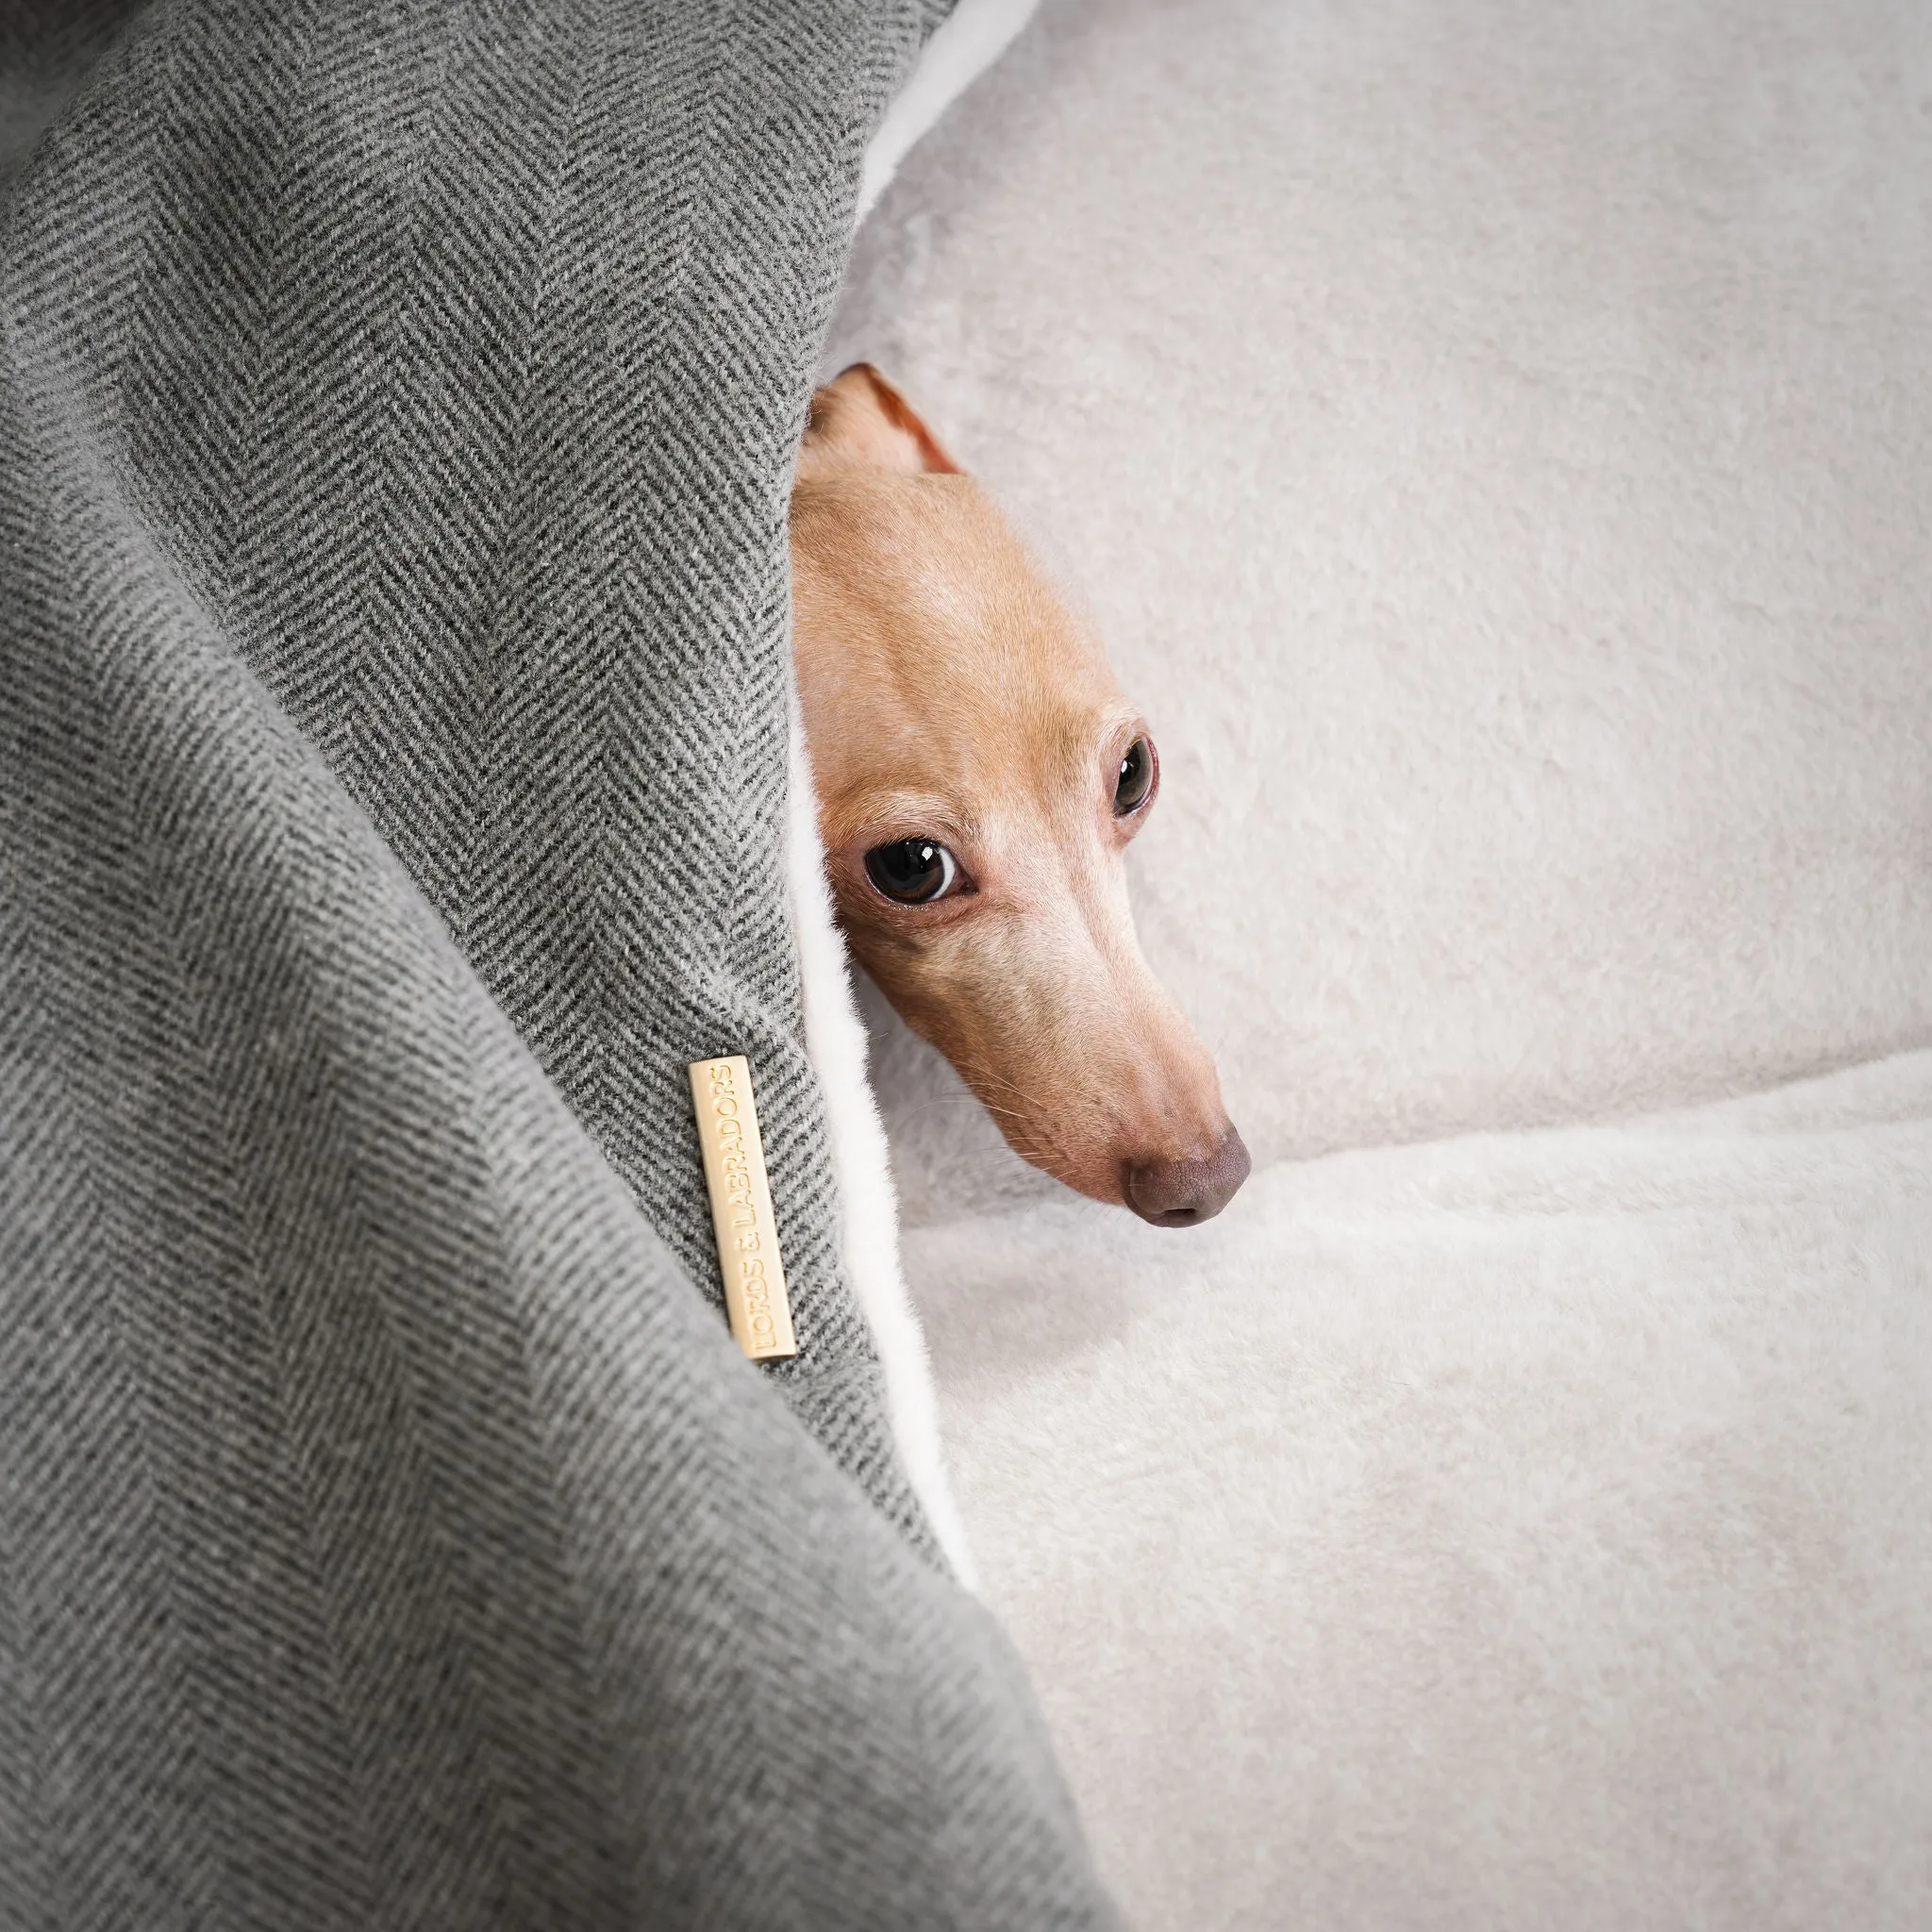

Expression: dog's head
xmin=790 ymin=365 xmax=1247 ymax=1225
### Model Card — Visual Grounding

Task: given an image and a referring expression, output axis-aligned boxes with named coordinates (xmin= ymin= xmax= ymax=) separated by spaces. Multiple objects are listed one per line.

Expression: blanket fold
xmin=0 ymin=2 xmax=1115 ymax=1924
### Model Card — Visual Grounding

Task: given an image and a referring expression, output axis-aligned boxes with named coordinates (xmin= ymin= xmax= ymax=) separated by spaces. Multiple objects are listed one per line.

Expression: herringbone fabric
xmin=0 ymin=3 xmax=1117 ymax=1925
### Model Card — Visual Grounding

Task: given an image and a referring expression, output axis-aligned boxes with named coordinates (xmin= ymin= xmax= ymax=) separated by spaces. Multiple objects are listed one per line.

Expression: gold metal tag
xmin=687 ymin=1055 xmax=797 ymax=1360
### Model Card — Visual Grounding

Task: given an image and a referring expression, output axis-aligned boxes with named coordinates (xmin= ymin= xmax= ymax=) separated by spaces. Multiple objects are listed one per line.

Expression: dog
xmin=790 ymin=365 xmax=1248 ymax=1226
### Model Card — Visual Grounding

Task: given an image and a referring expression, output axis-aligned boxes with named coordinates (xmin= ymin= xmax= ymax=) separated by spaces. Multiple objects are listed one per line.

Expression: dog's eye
xmin=864 ymin=838 xmax=958 ymax=905
xmin=1113 ymin=737 xmax=1156 ymax=816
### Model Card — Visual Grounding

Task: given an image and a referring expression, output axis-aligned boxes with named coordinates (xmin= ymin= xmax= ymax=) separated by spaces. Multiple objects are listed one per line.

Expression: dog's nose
xmin=1124 ymin=1127 xmax=1251 ymax=1227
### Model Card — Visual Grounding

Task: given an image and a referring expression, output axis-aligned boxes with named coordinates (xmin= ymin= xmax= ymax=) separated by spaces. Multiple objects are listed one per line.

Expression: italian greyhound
xmin=791 ymin=365 xmax=1248 ymax=1226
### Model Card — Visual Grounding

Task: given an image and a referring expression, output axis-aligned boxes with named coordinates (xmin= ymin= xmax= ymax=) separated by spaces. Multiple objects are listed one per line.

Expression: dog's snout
xmin=1124 ymin=1126 xmax=1251 ymax=1228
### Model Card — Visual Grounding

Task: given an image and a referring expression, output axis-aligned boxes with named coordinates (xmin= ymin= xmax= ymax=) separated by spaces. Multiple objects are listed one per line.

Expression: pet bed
xmin=832 ymin=1 xmax=1932 ymax=1925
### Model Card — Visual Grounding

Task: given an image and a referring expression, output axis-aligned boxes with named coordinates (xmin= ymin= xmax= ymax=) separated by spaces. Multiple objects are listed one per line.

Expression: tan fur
xmin=791 ymin=365 xmax=1247 ymax=1224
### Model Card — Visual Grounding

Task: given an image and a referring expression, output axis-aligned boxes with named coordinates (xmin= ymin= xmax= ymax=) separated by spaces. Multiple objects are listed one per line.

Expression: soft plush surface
xmin=908 ymin=1054 xmax=1932 ymax=1930
xmin=833 ymin=0 xmax=1932 ymax=1217
xmin=831 ymin=0 xmax=1932 ymax=1924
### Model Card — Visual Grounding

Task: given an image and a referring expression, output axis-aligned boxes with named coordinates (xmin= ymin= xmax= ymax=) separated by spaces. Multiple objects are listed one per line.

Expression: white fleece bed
xmin=835 ymin=2 xmax=1932 ymax=1924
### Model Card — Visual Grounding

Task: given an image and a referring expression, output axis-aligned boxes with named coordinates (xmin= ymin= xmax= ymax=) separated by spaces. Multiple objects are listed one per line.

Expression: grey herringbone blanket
xmin=0 ymin=4 xmax=1114 ymax=1925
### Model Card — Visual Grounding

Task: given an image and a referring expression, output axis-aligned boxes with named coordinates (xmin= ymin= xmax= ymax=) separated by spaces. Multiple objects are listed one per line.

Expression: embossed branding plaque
xmin=687 ymin=1055 xmax=797 ymax=1360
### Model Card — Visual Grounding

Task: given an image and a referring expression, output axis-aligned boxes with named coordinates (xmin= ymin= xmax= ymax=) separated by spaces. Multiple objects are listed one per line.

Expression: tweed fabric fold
xmin=0 ymin=2 xmax=1117 ymax=1924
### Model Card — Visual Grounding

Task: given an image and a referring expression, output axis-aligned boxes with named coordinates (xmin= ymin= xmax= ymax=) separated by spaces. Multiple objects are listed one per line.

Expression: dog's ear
xmin=799 ymin=363 xmax=959 ymax=479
